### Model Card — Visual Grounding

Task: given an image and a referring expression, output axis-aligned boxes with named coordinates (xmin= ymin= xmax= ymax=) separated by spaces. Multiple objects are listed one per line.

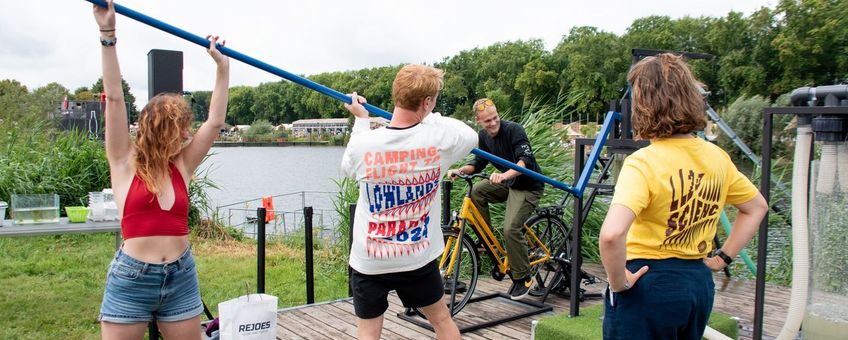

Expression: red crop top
xmin=121 ymin=163 xmax=190 ymax=239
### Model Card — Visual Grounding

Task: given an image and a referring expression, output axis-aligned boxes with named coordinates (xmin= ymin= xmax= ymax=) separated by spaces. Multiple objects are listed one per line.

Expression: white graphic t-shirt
xmin=341 ymin=113 xmax=477 ymax=275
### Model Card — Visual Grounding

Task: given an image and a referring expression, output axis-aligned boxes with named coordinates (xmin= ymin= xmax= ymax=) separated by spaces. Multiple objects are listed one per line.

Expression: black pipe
xmin=790 ymin=85 xmax=848 ymax=106
xmin=257 ymin=207 xmax=266 ymax=294
xmin=304 ymin=206 xmax=314 ymax=304
xmin=754 ymin=111 xmax=774 ymax=340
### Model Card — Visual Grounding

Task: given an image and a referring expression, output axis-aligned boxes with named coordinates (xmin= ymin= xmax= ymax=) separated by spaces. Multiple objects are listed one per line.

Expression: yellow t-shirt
xmin=611 ymin=137 xmax=760 ymax=260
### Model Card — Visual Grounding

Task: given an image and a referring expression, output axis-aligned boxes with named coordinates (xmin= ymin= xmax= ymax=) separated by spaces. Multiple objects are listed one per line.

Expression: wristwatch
xmin=100 ymin=36 xmax=117 ymax=47
xmin=714 ymin=248 xmax=733 ymax=265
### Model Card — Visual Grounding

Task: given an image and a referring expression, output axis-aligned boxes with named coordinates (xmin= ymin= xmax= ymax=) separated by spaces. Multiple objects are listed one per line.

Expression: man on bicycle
xmin=448 ymin=98 xmax=544 ymax=300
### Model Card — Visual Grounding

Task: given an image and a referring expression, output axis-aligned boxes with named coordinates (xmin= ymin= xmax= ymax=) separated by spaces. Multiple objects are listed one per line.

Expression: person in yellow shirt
xmin=599 ymin=53 xmax=768 ymax=339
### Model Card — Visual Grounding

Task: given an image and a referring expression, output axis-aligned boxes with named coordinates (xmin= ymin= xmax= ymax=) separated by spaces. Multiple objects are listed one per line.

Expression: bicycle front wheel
xmin=525 ymin=214 xmax=570 ymax=296
xmin=415 ymin=222 xmax=479 ymax=317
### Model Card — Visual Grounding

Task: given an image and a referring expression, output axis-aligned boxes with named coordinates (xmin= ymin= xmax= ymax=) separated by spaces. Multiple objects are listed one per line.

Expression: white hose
xmin=703 ymin=326 xmax=733 ymax=340
xmin=775 ymin=125 xmax=812 ymax=340
xmin=838 ymin=141 xmax=848 ymax=192
xmin=816 ymin=142 xmax=838 ymax=194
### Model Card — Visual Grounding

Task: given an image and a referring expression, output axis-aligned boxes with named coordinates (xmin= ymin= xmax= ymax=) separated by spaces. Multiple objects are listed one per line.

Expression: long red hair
xmin=134 ymin=93 xmax=192 ymax=195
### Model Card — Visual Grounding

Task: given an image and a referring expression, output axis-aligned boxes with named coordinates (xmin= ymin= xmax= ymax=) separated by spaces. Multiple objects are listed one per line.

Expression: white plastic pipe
xmin=775 ymin=125 xmax=812 ymax=340
xmin=703 ymin=326 xmax=733 ymax=340
xmin=837 ymin=141 xmax=848 ymax=191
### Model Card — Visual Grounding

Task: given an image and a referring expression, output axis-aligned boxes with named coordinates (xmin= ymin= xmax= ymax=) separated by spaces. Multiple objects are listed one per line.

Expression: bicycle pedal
xmin=531 ymin=249 xmax=547 ymax=260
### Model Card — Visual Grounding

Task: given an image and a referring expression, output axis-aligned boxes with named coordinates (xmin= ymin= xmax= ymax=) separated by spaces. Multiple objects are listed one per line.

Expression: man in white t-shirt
xmin=341 ymin=64 xmax=477 ymax=340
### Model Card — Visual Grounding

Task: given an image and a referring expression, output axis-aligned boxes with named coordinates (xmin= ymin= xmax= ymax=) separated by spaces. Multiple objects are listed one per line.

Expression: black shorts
xmin=350 ymin=259 xmax=444 ymax=319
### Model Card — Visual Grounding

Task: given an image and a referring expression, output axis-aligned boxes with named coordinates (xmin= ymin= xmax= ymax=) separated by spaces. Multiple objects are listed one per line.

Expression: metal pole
xmin=84 ymin=0 xmax=574 ymax=193
xmin=148 ymin=322 xmax=159 ymax=339
xmin=442 ymin=180 xmax=452 ymax=226
xmin=570 ymin=143 xmax=585 ymax=317
xmin=304 ymin=206 xmax=315 ymax=304
xmin=257 ymin=207 xmax=266 ymax=294
xmin=753 ymin=112 xmax=773 ymax=340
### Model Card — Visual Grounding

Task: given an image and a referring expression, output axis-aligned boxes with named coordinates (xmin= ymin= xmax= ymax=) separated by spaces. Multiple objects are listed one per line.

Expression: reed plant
xmin=0 ymin=119 xmax=110 ymax=216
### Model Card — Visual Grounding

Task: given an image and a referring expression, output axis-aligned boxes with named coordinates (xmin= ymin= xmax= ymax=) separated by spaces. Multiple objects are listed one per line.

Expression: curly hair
xmin=628 ymin=53 xmax=706 ymax=139
xmin=134 ymin=93 xmax=192 ymax=195
xmin=392 ymin=64 xmax=444 ymax=111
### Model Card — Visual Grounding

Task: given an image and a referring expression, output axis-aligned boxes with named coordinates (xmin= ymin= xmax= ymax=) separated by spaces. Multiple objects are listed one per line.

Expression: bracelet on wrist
xmin=99 ymin=28 xmax=115 ymax=32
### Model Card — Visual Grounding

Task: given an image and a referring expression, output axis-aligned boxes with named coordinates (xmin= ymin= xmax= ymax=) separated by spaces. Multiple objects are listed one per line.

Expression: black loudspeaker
xmin=147 ymin=49 xmax=183 ymax=99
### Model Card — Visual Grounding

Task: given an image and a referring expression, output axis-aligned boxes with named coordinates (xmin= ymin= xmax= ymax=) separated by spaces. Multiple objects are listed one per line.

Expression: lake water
xmin=202 ymin=146 xmax=345 ymax=208
xmin=199 ymin=146 xmax=346 ymax=239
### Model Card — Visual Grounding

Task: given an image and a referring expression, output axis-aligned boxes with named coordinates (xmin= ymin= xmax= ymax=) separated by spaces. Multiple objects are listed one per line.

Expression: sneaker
xmin=509 ymin=276 xmax=534 ymax=300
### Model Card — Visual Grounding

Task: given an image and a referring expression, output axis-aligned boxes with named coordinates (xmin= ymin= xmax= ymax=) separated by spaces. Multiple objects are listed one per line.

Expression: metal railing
xmin=215 ymin=191 xmax=340 ymax=244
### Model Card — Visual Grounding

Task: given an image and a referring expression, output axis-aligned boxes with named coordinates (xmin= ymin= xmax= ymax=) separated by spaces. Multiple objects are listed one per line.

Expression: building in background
xmin=290 ymin=117 xmax=388 ymax=137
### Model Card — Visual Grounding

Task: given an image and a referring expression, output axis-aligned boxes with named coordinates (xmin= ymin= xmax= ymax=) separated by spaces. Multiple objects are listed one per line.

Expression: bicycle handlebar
xmin=454 ymin=173 xmax=489 ymax=182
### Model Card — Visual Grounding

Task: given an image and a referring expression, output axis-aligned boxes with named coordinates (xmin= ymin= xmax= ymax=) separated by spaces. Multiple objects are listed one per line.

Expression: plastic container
xmin=0 ymin=201 xmax=7 ymax=226
xmin=11 ymin=194 xmax=60 ymax=224
xmin=805 ymin=161 xmax=848 ymax=339
xmin=102 ymin=188 xmax=118 ymax=221
xmin=87 ymin=191 xmax=105 ymax=221
xmin=65 ymin=206 xmax=89 ymax=223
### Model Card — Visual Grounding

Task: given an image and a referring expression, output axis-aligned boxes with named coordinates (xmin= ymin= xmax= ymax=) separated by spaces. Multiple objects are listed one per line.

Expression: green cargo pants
xmin=469 ymin=179 xmax=543 ymax=279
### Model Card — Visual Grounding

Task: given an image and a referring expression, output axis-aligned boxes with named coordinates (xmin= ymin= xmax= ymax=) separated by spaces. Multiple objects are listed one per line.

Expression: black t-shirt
xmin=467 ymin=120 xmax=544 ymax=191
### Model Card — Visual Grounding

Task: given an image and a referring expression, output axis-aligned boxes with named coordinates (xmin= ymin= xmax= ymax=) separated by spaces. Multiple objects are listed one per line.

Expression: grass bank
xmin=0 ymin=233 xmax=349 ymax=339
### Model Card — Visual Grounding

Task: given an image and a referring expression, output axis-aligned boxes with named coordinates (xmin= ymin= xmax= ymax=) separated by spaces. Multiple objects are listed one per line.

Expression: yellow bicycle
xmin=427 ymin=173 xmax=570 ymax=316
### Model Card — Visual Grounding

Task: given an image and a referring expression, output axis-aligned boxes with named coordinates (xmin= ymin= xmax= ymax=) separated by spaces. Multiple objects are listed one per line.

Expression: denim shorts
xmin=99 ymin=246 xmax=204 ymax=324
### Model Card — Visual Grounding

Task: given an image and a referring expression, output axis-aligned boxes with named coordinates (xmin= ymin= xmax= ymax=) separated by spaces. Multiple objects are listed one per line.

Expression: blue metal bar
xmin=85 ymin=0 xmax=572 ymax=192
xmin=470 ymin=148 xmax=576 ymax=195
xmin=574 ymin=111 xmax=621 ymax=197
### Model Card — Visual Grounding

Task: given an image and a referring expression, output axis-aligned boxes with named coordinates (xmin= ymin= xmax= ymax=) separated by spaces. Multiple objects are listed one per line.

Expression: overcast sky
xmin=1 ymin=0 xmax=772 ymax=107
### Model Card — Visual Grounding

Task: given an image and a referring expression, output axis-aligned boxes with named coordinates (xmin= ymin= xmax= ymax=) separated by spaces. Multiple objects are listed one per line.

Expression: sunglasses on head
xmin=475 ymin=99 xmax=494 ymax=112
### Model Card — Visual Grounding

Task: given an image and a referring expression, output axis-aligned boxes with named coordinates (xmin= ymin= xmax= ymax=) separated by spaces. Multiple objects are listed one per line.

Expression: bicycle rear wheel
xmin=524 ymin=214 xmax=570 ymax=296
xmin=414 ymin=222 xmax=479 ymax=317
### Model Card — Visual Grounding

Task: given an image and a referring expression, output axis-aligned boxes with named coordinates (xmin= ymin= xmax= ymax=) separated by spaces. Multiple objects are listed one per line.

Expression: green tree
xmin=252 ymin=82 xmax=285 ymax=124
xmin=188 ymin=90 xmax=212 ymax=122
xmin=772 ymin=0 xmax=848 ymax=92
xmin=72 ymin=87 xmax=96 ymax=101
xmin=29 ymin=83 xmax=70 ymax=117
xmin=438 ymin=40 xmax=546 ymax=120
xmin=554 ymin=26 xmax=628 ymax=121
xmin=0 ymin=79 xmax=29 ymax=121
xmin=622 ymin=16 xmax=677 ymax=51
xmin=241 ymin=119 xmax=274 ymax=141
xmin=227 ymin=86 xmax=256 ymax=126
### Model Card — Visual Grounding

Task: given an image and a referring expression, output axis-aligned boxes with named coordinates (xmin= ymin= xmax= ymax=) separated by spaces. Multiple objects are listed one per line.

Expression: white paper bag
xmin=218 ymin=293 xmax=278 ymax=340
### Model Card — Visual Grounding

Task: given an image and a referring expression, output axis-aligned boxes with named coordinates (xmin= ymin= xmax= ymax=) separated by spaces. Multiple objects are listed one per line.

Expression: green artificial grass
xmin=534 ymin=303 xmax=738 ymax=340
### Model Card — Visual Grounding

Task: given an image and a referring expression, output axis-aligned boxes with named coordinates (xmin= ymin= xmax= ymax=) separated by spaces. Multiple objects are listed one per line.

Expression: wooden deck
xmin=275 ymin=263 xmax=791 ymax=339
